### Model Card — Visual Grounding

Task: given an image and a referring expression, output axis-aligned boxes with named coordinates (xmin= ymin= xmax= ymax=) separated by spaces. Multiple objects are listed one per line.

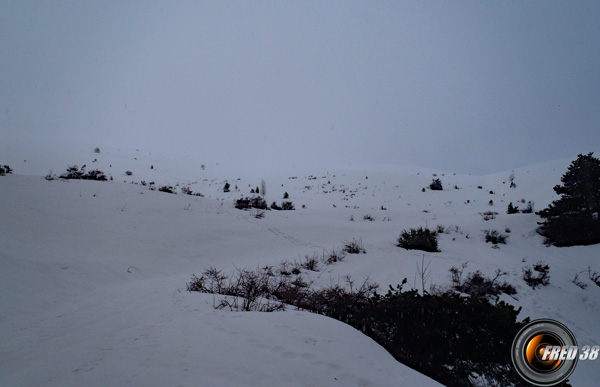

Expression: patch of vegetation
xmin=158 ymin=185 xmax=176 ymax=194
xmin=397 ymin=227 xmax=439 ymax=252
xmin=520 ymin=201 xmax=534 ymax=214
xmin=60 ymin=165 xmax=107 ymax=181
xmin=585 ymin=267 xmax=600 ymax=288
xmin=483 ymin=229 xmax=508 ymax=244
xmin=188 ymin=266 xmax=536 ymax=386
xmin=429 ymin=178 xmax=443 ymax=190
xmin=181 ymin=186 xmax=204 ymax=196
xmin=523 ymin=261 xmax=550 ymax=289
xmin=537 ymin=153 xmax=600 ymax=246
xmin=322 ymin=248 xmax=346 ymax=265
xmin=361 ymin=284 xmax=531 ymax=386
xmin=235 ymin=196 xmax=268 ymax=210
xmin=507 ymin=202 xmax=519 ymax=214
xmin=449 ymin=263 xmax=516 ymax=297
xmin=281 ymin=201 xmax=295 ymax=210
xmin=480 ymin=211 xmax=498 ymax=221
xmin=343 ymin=238 xmax=366 ymax=254
xmin=572 ymin=273 xmax=587 ymax=290
xmin=0 ymin=164 xmax=13 ymax=176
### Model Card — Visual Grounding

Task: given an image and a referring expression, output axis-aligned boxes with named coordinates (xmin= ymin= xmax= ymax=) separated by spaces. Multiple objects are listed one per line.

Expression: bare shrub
xmin=323 ymin=248 xmax=346 ymax=265
xmin=523 ymin=262 xmax=550 ymax=289
xmin=343 ymin=238 xmax=366 ymax=254
xmin=480 ymin=211 xmax=498 ymax=221
xmin=449 ymin=263 xmax=516 ymax=297
xmin=585 ymin=267 xmax=600 ymax=287
xmin=301 ymin=255 xmax=319 ymax=271
xmin=483 ymin=229 xmax=508 ymax=244
xmin=158 ymin=186 xmax=176 ymax=194
xmin=572 ymin=273 xmax=587 ymax=290
xmin=281 ymin=201 xmax=295 ymax=210
xmin=520 ymin=201 xmax=534 ymax=214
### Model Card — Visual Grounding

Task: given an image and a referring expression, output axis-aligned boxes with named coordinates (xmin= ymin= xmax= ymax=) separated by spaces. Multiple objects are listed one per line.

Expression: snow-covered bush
xmin=158 ymin=186 xmax=176 ymax=194
xmin=0 ymin=164 xmax=13 ymax=176
xmin=271 ymin=201 xmax=294 ymax=210
xmin=397 ymin=227 xmax=439 ymax=252
xmin=483 ymin=229 xmax=508 ymax=244
xmin=359 ymin=283 xmax=534 ymax=386
xmin=281 ymin=201 xmax=295 ymax=210
xmin=60 ymin=165 xmax=107 ymax=181
xmin=235 ymin=196 xmax=268 ymax=210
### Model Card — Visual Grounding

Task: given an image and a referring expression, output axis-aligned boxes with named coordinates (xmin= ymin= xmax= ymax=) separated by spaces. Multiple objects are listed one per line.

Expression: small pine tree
xmin=283 ymin=192 xmax=289 ymax=199
xmin=537 ymin=153 xmax=600 ymax=246
xmin=507 ymin=202 xmax=519 ymax=214
xmin=429 ymin=178 xmax=443 ymax=191
xmin=223 ymin=182 xmax=231 ymax=193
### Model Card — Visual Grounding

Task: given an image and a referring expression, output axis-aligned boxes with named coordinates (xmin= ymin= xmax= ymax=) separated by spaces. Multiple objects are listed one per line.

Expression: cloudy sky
xmin=2 ymin=1 xmax=599 ymax=174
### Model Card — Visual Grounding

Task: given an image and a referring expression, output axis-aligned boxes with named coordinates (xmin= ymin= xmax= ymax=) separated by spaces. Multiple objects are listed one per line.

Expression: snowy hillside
xmin=1 ymin=147 xmax=599 ymax=386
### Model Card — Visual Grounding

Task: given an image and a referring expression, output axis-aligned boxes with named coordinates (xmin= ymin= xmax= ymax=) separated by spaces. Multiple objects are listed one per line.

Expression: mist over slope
xmin=1 ymin=147 xmax=599 ymax=386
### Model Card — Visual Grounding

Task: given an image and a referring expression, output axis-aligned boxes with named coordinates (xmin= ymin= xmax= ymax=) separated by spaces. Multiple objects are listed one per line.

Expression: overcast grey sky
xmin=2 ymin=1 xmax=599 ymax=174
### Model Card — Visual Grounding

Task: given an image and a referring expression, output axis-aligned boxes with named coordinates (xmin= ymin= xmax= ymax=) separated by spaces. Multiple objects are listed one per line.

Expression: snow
xmin=1 ymin=147 xmax=599 ymax=386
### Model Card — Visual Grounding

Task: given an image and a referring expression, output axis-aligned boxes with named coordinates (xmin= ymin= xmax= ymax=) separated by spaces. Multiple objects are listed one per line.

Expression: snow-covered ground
xmin=1 ymin=146 xmax=599 ymax=386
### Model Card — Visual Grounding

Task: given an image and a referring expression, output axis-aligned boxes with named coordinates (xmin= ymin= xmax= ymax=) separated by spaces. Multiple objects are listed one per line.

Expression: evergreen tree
xmin=537 ymin=153 xmax=600 ymax=246
xmin=429 ymin=178 xmax=443 ymax=191
xmin=223 ymin=182 xmax=230 ymax=193
xmin=507 ymin=202 xmax=519 ymax=214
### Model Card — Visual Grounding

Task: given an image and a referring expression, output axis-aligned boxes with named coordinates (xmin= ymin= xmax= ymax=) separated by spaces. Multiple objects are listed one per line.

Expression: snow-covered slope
xmin=1 ymin=148 xmax=599 ymax=386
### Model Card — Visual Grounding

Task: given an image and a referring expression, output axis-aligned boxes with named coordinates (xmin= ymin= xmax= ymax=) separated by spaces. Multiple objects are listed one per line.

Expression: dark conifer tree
xmin=507 ymin=202 xmax=519 ymax=214
xmin=538 ymin=153 xmax=600 ymax=246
